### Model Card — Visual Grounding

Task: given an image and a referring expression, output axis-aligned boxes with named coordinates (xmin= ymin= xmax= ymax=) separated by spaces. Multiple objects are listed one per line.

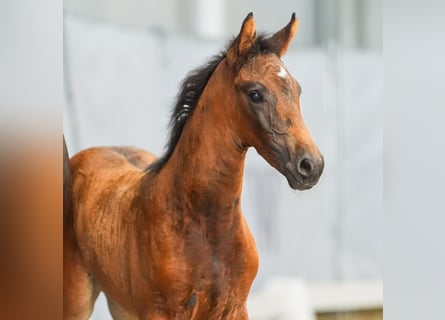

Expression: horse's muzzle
xmin=284 ymin=153 xmax=324 ymax=190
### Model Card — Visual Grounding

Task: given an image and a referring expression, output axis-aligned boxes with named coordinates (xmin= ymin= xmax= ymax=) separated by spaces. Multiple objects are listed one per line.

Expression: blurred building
xmin=64 ymin=0 xmax=381 ymax=51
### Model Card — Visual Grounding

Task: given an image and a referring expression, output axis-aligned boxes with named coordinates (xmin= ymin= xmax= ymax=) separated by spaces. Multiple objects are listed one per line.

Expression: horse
xmin=64 ymin=12 xmax=324 ymax=320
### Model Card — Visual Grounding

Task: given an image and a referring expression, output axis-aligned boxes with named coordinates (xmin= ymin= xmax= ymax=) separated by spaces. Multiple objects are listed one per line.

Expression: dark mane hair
xmin=147 ymin=34 xmax=275 ymax=173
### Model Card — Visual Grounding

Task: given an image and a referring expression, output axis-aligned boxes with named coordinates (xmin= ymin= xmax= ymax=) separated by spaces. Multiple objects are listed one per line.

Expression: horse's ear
xmin=227 ymin=12 xmax=256 ymax=64
xmin=237 ymin=12 xmax=256 ymax=56
xmin=266 ymin=13 xmax=299 ymax=57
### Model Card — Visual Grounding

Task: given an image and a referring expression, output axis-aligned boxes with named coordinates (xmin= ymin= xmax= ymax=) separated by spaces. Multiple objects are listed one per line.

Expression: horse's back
xmin=71 ymin=146 xmax=156 ymax=174
xmin=111 ymin=146 xmax=157 ymax=170
xmin=69 ymin=145 xmax=156 ymax=208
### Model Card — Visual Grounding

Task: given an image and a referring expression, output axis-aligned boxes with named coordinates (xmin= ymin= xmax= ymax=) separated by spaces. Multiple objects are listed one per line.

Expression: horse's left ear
xmin=267 ymin=13 xmax=299 ymax=57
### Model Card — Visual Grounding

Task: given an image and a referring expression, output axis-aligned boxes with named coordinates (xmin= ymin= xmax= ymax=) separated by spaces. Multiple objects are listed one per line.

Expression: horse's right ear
xmin=227 ymin=12 xmax=256 ymax=64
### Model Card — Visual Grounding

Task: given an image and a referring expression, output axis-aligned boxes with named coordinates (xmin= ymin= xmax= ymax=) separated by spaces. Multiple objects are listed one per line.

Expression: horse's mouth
xmin=283 ymin=167 xmax=317 ymax=190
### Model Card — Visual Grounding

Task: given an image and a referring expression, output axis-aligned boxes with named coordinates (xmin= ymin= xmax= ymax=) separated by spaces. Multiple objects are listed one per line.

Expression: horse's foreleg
xmin=63 ymin=230 xmax=101 ymax=319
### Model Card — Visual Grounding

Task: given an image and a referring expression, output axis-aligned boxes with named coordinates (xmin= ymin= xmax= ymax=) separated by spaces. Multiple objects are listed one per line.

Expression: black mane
xmin=147 ymin=34 xmax=275 ymax=173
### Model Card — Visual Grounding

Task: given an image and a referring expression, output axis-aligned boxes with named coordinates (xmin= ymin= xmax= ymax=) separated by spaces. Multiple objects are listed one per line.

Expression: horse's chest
xmin=143 ymin=214 xmax=258 ymax=316
xmin=176 ymin=255 xmax=250 ymax=317
xmin=175 ymin=244 xmax=257 ymax=314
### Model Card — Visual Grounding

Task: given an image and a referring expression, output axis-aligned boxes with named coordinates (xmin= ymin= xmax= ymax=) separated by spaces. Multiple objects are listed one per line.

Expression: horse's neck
xmin=154 ymin=99 xmax=246 ymax=220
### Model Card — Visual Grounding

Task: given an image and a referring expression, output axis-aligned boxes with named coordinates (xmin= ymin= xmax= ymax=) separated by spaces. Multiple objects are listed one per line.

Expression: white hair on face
xmin=277 ymin=65 xmax=287 ymax=79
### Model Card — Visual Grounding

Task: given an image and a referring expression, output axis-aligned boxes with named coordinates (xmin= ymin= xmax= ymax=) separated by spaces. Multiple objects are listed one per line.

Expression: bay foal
xmin=64 ymin=13 xmax=324 ymax=320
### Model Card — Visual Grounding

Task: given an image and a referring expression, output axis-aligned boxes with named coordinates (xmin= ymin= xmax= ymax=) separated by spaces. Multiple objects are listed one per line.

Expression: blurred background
xmin=63 ymin=0 xmax=382 ymax=319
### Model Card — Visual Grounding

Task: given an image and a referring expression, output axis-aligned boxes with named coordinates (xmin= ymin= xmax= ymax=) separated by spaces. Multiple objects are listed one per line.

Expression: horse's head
xmin=221 ymin=13 xmax=324 ymax=190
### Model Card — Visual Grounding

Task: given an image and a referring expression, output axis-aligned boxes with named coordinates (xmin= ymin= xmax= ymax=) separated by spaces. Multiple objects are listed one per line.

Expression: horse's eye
xmin=248 ymin=90 xmax=263 ymax=103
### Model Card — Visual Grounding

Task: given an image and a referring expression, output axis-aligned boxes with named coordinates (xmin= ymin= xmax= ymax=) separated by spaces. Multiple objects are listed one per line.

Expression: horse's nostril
xmin=298 ymin=157 xmax=314 ymax=177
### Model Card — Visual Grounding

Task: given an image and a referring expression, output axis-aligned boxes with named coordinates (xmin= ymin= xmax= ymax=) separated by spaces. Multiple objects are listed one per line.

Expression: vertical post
xmin=179 ymin=0 xmax=226 ymax=39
